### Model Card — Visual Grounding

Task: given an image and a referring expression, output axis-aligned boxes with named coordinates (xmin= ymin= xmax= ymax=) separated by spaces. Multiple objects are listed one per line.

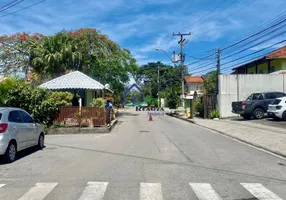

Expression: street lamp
xmin=155 ymin=48 xmax=173 ymax=62
xmin=155 ymin=48 xmax=174 ymax=108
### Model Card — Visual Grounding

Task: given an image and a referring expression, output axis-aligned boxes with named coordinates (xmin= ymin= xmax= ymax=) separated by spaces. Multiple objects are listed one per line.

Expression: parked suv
xmin=0 ymin=108 xmax=44 ymax=163
xmin=268 ymin=97 xmax=286 ymax=120
xmin=232 ymin=92 xmax=286 ymax=120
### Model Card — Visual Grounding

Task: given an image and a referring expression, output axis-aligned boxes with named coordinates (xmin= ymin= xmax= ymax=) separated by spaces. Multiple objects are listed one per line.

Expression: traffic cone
xmin=149 ymin=112 xmax=153 ymax=121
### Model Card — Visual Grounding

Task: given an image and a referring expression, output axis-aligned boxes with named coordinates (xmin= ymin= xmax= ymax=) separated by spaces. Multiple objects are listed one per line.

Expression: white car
xmin=267 ymin=97 xmax=286 ymax=120
xmin=0 ymin=108 xmax=45 ymax=163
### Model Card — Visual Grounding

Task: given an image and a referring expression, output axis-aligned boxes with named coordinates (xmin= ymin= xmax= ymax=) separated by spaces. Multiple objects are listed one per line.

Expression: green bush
xmin=91 ymin=98 xmax=105 ymax=108
xmin=210 ymin=109 xmax=220 ymax=119
xmin=4 ymin=81 xmax=73 ymax=126
xmin=194 ymin=100 xmax=204 ymax=117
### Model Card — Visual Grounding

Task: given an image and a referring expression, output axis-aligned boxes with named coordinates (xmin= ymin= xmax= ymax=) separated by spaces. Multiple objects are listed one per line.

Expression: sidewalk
xmin=168 ymin=114 xmax=286 ymax=158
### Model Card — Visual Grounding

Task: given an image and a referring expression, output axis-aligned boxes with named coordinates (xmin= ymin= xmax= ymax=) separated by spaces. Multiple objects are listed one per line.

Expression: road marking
xmin=0 ymin=184 xmax=5 ymax=188
xmin=18 ymin=182 xmax=58 ymax=200
xmin=140 ymin=183 xmax=163 ymax=200
xmin=241 ymin=183 xmax=283 ymax=200
xmin=78 ymin=182 xmax=108 ymax=200
xmin=190 ymin=183 xmax=222 ymax=200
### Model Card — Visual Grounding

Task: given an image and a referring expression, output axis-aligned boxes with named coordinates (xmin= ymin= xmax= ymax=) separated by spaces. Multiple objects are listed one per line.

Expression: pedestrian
xmin=105 ymin=100 xmax=113 ymax=122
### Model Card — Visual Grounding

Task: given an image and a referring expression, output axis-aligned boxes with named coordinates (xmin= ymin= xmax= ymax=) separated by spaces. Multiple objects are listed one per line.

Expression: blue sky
xmin=1 ymin=0 xmax=286 ymax=75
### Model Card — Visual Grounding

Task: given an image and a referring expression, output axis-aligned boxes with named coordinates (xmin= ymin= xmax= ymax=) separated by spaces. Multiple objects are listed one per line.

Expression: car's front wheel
xmin=253 ymin=108 xmax=264 ymax=119
xmin=4 ymin=142 xmax=17 ymax=163
xmin=38 ymin=134 xmax=44 ymax=150
xmin=283 ymin=111 xmax=286 ymax=121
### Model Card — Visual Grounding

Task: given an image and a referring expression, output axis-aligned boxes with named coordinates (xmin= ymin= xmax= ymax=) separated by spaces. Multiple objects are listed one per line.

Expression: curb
xmin=108 ymin=119 xmax=118 ymax=132
xmin=166 ymin=113 xmax=197 ymax=124
xmin=167 ymin=114 xmax=286 ymax=159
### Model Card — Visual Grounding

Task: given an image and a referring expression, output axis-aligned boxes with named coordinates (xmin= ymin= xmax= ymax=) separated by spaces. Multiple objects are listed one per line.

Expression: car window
xmin=246 ymin=95 xmax=252 ymax=101
xmin=272 ymin=99 xmax=281 ymax=105
xmin=0 ymin=113 xmax=2 ymax=120
xmin=265 ymin=93 xmax=276 ymax=99
xmin=252 ymin=93 xmax=263 ymax=100
xmin=276 ymin=93 xmax=286 ymax=98
xmin=19 ymin=111 xmax=34 ymax=123
xmin=8 ymin=110 xmax=22 ymax=123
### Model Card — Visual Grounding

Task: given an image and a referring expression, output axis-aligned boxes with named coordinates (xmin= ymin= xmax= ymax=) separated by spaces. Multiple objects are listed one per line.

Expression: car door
xmin=8 ymin=110 xmax=27 ymax=150
xmin=264 ymin=93 xmax=277 ymax=110
xmin=19 ymin=110 xmax=37 ymax=146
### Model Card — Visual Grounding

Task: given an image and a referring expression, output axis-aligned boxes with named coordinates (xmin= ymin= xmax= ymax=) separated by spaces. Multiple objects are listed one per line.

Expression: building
xmin=232 ymin=46 xmax=286 ymax=74
xmin=184 ymin=76 xmax=204 ymax=98
xmin=40 ymin=71 xmax=113 ymax=107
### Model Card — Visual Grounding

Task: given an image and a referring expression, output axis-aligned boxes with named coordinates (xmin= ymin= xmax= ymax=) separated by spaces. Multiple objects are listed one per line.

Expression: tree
xmin=202 ymin=71 xmax=217 ymax=94
xmin=0 ymin=32 xmax=45 ymax=76
xmin=135 ymin=62 xmax=181 ymax=98
xmin=0 ymin=29 xmax=139 ymax=98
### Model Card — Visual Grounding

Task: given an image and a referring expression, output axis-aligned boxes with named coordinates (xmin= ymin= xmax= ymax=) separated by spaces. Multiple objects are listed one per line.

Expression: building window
xmin=196 ymin=85 xmax=199 ymax=90
xmin=270 ymin=66 xmax=275 ymax=73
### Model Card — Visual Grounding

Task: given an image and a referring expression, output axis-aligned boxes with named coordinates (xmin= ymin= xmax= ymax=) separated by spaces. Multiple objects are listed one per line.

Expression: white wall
xmin=186 ymin=83 xmax=202 ymax=93
xmin=218 ymin=74 xmax=286 ymax=118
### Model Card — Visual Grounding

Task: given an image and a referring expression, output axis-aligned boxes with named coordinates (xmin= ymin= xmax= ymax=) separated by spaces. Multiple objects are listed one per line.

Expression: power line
xmin=0 ymin=0 xmax=24 ymax=13
xmin=185 ymin=0 xmax=227 ymax=30
xmin=195 ymin=0 xmax=257 ymax=33
xmin=189 ymin=10 xmax=286 ymax=59
xmin=221 ymin=10 xmax=286 ymax=51
xmin=0 ymin=0 xmax=19 ymax=10
xmin=220 ymin=39 xmax=286 ymax=67
xmin=188 ymin=0 xmax=239 ymax=31
xmin=221 ymin=14 xmax=286 ymax=52
xmin=0 ymin=0 xmax=46 ymax=18
xmin=191 ymin=40 xmax=286 ymax=75
xmin=221 ymin=26 xmax=286 ymax=61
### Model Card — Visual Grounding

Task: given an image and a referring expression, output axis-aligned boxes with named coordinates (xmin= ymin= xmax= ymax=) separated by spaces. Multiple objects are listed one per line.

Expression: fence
xmin=53 ymin=106 xmax=111 ymax=127
xmin=203 ymin=94 xmax=217 ymax=119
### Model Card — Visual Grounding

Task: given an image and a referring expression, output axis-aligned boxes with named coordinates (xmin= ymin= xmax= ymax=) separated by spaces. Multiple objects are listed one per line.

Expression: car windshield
xmin=272 ymin=99 xmax=281 ymax=105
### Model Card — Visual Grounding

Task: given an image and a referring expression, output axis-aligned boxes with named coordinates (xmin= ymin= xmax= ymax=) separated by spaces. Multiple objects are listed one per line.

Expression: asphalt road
xmin=0 ymin=110 xmax=286 ymax=200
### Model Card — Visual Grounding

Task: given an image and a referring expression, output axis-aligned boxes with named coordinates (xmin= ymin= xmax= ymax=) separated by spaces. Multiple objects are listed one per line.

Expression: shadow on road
xmin=0 ymin=146 xmax=45 ymax=165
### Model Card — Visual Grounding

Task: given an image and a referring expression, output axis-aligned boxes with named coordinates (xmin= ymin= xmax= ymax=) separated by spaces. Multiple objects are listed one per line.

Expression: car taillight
xmin=242 ymin=101 xmax=246 ymax=110
xmin=276 ymin=105 xmax=282 ymax=110
xmin=0 ymin=123 xmax=8 ymax=133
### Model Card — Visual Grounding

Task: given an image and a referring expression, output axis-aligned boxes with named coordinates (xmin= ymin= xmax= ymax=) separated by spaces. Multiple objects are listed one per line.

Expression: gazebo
xmin=40 ymin=70 xmax=113 ymax=107
xmin=40 ymin=71 xmax=113 ymax=127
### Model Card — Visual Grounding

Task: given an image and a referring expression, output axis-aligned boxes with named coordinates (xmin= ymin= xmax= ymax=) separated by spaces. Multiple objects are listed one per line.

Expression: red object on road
xmin=149 ymin=113 xmax=153 ymax=121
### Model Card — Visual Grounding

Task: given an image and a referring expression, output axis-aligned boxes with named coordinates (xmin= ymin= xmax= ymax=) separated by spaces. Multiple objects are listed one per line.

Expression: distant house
xmin=232 ymin=46 xmax=286 ymax=74
xmin=184 ymin=76 xmax=204 ymax=98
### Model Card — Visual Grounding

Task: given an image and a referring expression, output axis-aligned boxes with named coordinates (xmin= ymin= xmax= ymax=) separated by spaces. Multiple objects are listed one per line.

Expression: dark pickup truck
xmin=232 ymin=92 xmax=286 ymax=119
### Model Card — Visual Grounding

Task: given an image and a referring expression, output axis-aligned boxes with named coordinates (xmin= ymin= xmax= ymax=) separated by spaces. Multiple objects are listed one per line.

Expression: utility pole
xmin=216 ymin=48 xmax=221 ymax=110
xmin=173 ymin=32 xmax=191 ymax=108
xmin=157 ymin=63 xmax=160 ymax=108
xmin=216 ymin=48 xmax=221 ymax=95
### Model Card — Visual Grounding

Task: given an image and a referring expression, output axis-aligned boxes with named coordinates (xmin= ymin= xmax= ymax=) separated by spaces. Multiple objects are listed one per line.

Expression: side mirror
xmin=34 ymin=119 xmax=40 ymax=123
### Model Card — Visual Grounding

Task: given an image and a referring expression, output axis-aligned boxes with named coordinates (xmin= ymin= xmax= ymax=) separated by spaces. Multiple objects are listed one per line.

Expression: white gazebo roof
xmin=40 ymin=71 xmax=105 ymax=90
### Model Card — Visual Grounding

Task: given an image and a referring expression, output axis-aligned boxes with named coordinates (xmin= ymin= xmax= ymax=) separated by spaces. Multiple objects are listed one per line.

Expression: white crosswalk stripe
xmin=78 ymin=182 xmax=108 ymax=200
xmin=0 ymin=181 xmax=283 ymax=200
xmin=241 ymin=183 xmax=283 ymax=200
xmin=190 ymin=183 xmax=223 ymax=200
xmin=17 ymin=182 xmax=58 ymax=200
xmin=140 ymin=183 xmax=163 ymax=200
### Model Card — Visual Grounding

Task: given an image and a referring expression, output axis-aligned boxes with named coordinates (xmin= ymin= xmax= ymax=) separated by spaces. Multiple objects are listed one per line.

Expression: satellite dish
xmin=104 ymin=84 xmax=110 ymax=89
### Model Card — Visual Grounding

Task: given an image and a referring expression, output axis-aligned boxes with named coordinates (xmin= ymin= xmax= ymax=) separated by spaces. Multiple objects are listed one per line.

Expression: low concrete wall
xmin=47 ymin=119 xmax=118 ymax=134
